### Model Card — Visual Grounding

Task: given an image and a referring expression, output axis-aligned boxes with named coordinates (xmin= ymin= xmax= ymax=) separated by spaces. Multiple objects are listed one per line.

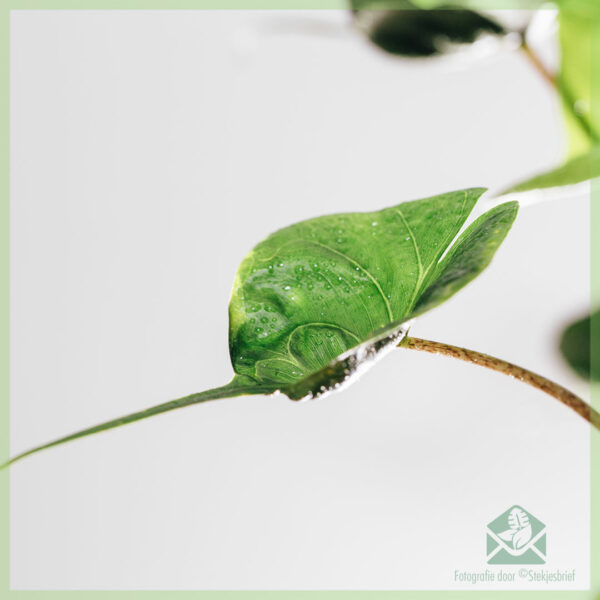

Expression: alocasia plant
xmin=3 ymin=187 xmax=598 ymax=469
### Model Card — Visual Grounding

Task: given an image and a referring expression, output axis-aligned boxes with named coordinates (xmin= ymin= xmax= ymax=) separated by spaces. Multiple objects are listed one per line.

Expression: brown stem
xmin=400 ymin=336 xmax=600 ymax=430
xmin=521 ymin=39 xmax=555 ymax=88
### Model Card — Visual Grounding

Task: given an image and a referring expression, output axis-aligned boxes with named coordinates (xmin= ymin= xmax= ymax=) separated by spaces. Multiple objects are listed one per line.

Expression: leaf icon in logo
xmin=513 ymin=524 xmax=533 ymax=549
xmin=508 ymin=507 xmax=530 ymax=530
xmin=503 ymin=507 xmax=532 ymax=550
xmin=498 ymin=529 xmax=516 ymax=542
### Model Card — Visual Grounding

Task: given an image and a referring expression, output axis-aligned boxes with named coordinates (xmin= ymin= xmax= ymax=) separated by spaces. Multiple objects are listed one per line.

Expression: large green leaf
xmin=560 ymin=309 xmax=600 ymax=381
xmin=2 ymin=188 xmax=518 ymax=467
xmin=228 ymin=189 xmax=517 ymax=398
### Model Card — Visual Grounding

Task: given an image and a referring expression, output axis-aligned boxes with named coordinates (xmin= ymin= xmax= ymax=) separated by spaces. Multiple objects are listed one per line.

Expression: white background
xmin=10 ymin=10 xmax=590 ymax=590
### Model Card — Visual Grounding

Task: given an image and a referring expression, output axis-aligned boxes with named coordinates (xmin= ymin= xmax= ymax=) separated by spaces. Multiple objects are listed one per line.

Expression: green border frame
xmin=0 ymin=2 xmax=598 ymax=598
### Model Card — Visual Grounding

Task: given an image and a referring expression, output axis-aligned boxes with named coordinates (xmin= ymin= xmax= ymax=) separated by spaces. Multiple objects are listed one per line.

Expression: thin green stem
xmin=1 ymin=381 xmax=272 ymax=469
xmin=400 ymin=336 xmax=600 ymax=430
xmin=521 ymin=38 xmax=600 ymax=146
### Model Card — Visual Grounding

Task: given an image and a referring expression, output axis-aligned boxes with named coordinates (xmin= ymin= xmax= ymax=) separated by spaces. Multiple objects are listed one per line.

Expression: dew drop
xmin=284 ymin=285 xmax=291 ymax=291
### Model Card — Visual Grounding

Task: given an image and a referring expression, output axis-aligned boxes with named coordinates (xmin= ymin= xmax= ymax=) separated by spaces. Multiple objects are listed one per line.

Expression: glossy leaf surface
xmin=229 ymin=188 xmax=518 ymax=398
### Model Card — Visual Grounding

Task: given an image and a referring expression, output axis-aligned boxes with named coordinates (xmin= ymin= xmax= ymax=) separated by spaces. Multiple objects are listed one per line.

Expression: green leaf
xmin=501 ymin=4 xmax=600 ymax=194
xmin=229 ymin=189 xmax=517 ymax=398
xmin=413 ymin=201 xmax=519 ymax=315
xmin=351 ymin=1 xmax=504 ymax=57
xmin=560 ymin=309 xmax=600 ymax=381
xmin=556 ymin=1 xmax=600 ymax=157
xmin=504 ymin=145 xmax=600 ymax=193
xmin=2 ymin=188 xmax=518 ymax=467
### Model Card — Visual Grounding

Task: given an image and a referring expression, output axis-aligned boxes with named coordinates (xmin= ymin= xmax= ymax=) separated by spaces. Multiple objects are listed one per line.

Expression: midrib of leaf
xmin=397 ymin=190 xmax=470 ymax=313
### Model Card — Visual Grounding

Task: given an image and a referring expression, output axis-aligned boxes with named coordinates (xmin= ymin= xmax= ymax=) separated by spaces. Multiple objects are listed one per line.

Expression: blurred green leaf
xmin=560 ymin=309 xmax=600 ymax=381
xmin=556 ymin=2 xmax=600 ymax=157
xmin=351 ymin=0 xmax=504 ymax=57
xmin=505 ymin=145 xmax=600 ymax=193
xmin=503 ymin=2 xmax=600 ymax=194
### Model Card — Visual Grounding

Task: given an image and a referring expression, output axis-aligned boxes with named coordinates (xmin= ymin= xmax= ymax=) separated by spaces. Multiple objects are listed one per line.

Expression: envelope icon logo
xmin=486 ymin=505 xmax=546 ymax=564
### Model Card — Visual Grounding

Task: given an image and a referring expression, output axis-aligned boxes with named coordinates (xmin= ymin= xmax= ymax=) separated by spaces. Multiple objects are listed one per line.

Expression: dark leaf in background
xmin=351 ymin=0 xmax=504 ymax=57
xmin=560 ymin=309 xmax=600 ymax=381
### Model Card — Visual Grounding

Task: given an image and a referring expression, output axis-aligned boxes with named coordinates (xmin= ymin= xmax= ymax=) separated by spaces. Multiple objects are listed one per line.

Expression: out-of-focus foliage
xmin=560 ymin=309 xmax=600 ymax=381
xmin=505 ymin=0 xmax=600 ymax=191
xmin=351 ymin=1 xmax=505 ymax=57
xmin=556 ymin=0 xmax=600 ymax=157
xmin=350 ymin=0 xmax=600 ymax=193
xmin=505 ymin=145 xmax=600 ymax=193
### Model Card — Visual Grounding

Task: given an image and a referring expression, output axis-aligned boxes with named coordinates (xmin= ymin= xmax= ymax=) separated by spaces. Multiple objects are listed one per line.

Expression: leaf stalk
xmin=400 ymin=336 xmax=600 ymax=430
